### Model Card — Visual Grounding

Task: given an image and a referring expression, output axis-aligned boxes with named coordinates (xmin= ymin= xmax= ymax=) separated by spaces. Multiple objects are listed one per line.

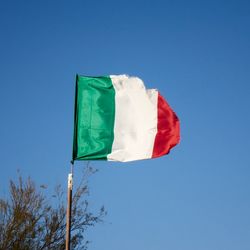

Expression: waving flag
xmin=72 ymin=75 xmax=180 ymax=162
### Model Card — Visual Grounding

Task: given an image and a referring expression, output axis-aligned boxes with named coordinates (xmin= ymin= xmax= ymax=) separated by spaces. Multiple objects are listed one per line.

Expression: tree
xmin=0 ymin=166 xmax=106 ymax=250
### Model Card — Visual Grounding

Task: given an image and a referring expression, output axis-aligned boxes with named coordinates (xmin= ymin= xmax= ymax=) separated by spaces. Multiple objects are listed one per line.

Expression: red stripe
xmin=152 ymin=93 xmax=180 ymax=158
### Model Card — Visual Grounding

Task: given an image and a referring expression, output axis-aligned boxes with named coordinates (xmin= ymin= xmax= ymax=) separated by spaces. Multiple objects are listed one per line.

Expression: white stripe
xmin=107 ymin=75 xmax=158 ymax=162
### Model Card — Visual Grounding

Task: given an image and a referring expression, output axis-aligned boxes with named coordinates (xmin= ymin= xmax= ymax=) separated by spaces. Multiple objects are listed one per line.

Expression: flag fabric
xmin=72 ymin=75 xmax=180 ymax=162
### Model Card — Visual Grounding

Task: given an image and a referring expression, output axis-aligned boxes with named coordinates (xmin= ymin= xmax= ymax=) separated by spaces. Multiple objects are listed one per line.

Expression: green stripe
xmin=72 ymin=75 xmax=115 ymax=161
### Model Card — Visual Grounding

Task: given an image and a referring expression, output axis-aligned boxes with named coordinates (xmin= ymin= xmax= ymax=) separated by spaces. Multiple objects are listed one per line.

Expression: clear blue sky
xmin=1 ymin=0 xmax=250 ymax=249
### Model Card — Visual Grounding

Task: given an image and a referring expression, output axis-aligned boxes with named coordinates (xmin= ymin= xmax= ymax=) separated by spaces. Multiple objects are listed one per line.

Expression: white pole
xmin=66 ymin=164 xmax=73 ymax=250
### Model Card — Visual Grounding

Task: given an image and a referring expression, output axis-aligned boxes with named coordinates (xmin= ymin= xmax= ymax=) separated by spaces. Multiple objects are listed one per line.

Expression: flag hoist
xmin=65 ymin=74 xmax=180 ymax=249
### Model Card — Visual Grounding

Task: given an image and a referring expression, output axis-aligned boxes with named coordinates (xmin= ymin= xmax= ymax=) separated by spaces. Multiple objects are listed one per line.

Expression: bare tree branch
xmin=0 ymin=165 xmax=106 ymax=250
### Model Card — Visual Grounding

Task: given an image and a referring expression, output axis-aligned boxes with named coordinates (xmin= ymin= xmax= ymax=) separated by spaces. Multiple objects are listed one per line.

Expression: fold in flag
xmin=72 ymin=75 xmax=180 ymax=162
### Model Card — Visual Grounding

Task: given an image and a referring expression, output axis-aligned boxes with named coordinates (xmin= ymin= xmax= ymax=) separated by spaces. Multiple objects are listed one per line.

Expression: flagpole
xmin=66 ymin=163 xmax=74 ymax=250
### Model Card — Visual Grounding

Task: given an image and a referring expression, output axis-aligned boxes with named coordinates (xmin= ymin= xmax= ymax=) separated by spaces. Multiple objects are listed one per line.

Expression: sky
xmin=0 ymin=0 xmax=250 ymax=249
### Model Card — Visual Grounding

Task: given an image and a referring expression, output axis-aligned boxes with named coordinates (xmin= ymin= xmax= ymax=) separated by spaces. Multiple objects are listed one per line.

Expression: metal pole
xmin=66 ymin=164 xmax=73 ymax=250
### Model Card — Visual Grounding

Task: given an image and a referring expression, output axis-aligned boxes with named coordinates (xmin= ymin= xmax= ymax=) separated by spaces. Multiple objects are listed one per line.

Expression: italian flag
xmin=72 ymin=75 xmax=180 ymax=162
